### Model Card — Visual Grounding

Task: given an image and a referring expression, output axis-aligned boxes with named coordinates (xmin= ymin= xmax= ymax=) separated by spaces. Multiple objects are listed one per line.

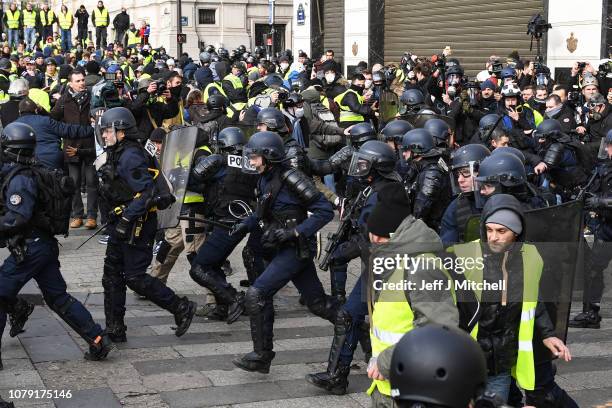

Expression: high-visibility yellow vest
xmin=93 ymin=8 xmax=108 ymax=27
xmin=143 ymin=55 xmax=153 ymax=67
xmin=58 ymin=12 xmax=73 ymax=30
xmin=175 ymin=146 xmax=211 ymax=204
xmin=23 ymin=10 xmax=37 ymax=28
xmin=202 ymin=82 xmax=226 ymax=103
xmin=448 ymin=240 xmax=542 ymax=391
xmin=521 ymin=103 xmax=544 ymax=127
xmin=367 ymin=252 xmax=457 ymax=397
xmin=126 ymin=30 xmax=140 ymax=47
xmin=334 ymin=89 xmax=365 ymax=123
xmin=320 ymin=95 xmax=331 ymax=110
xmin=39 ymin=10 xmax=55 ymax=26
xmin=6 ymin=10 xmax=21 ymax=29
xmin=223 ymin=74 xmax=243 ymax=90
xmin=227 ymin=102 xmax=246 ymax=118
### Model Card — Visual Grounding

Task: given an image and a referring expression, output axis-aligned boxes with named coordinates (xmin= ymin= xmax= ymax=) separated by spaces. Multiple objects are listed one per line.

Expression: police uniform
xmin=440 ymin=193 xmax=480 ymax=247
xmin=0 ymin=122 xmax=112 ymax=361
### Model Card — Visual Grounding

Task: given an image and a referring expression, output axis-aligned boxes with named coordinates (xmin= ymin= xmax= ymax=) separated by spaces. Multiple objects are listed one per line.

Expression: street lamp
xmin=177 ymin=0 xmax=183 ymax=55
xmin=268 ymin=0 xmax=275 ymax=59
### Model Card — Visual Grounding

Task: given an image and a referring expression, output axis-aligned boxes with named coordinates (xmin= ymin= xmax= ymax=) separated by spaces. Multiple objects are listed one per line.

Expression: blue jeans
xmin=60 ymin=29 xmax=72 ymax=51
xmin=486 ymin=372 xmax=512 ymax=403
xmin=8 ymin=29 xmax=19 ymax=49
xmin=24 ymin=27 xmax=36 ymax=51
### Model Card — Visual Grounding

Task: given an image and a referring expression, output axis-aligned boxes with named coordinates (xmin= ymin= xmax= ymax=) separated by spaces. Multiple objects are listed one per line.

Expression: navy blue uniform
xmin=0 ymin=163 xmax=103 ymax=345
xmin=100 ymin=141 xmax=187 ymax=339
xmin=241 ymin=166 xmax=335 ymax=354
xmin=440 ymin=194 xmax=480 ymax=247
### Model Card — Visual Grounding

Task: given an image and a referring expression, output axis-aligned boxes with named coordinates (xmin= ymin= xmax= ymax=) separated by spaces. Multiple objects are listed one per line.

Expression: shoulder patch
xmin=9 ymin=194 xmax=22 ymax=205
xmin=563 ymin=118 xmax=570 ymax=123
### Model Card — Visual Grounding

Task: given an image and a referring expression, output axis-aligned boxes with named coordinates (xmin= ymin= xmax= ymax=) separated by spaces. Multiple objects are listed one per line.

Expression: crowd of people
xmin=0 ymin=23 xmax=610 ymax=408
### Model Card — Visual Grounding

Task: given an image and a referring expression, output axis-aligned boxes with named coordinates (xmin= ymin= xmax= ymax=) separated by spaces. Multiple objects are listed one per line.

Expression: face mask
xmin=351 ymin=85 xmax=364 ymax=94
xmin=280 ymin=63 xmax=289 ymax=71
xmin=325 ymin=73 xmax=335 ymax=83
xmin=294 ymin=107 xmax=304 ymax=118
xmin=364 ymin=80 xmax=373 ymax=89
xmin=170 ymin=85 xmax=183 ymax=98
xmin=545 ymin=106 xmax=562 ymax=118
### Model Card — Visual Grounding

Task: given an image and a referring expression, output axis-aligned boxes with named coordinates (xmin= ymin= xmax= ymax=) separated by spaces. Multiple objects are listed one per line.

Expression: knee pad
xmin=334 ymin=308 xmax=352 ymax=335
xmin=125 ymin=275 xmax=151 ymax=296
xmin=189 ymin=264 xmax=217 ymax=287
xmin=245 ymin=286 xmax=266 ymax=316
xmin=306 ymin=295 xmax=339 ymax=322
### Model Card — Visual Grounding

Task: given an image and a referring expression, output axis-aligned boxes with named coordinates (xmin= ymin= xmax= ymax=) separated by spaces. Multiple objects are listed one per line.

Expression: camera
xmin=104 ymin=72 xmax=117 ymax=81
xmin=577 ymin=62 xmax=587 ymax=71
xmin=527 ymin=13 xmax=552 ymax=38
xmin=277 ymin=91 xmax=288 ymax=101
xmin=154 ymin=80 xmax=167 ymax=96
xmin=489 ymin=59 xmax=503 ymax=76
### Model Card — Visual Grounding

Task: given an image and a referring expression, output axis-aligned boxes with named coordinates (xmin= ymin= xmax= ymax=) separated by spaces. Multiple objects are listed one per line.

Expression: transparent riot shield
xmin=380 ymin=90 xmax=400 ymax=123
xmin=157 ymin=126 xmax=199 ymax=229
xmin=91 ymin=107 xmax=107 ymax=147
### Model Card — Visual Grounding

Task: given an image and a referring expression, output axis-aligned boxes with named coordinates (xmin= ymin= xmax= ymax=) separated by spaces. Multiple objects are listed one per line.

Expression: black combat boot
xmin=84 ymin=333 xmax=115 ymax=361
xmin=568 ymin=303 xmax=602 ymax=329
xmin=9 ymin=299 xmax=34 ymax=337
xmin=172 ymin=297 xmax=197 ymax=337
xmin=105 ymin=322 xmax=127 ymax=343
xmin=190 ymin=265 xmax=244 ymax=324
xmin=306 ymin=309 xmax=351 ymax=395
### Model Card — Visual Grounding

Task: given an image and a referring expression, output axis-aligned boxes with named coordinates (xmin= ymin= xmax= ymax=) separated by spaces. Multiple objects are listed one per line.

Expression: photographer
xmin=129 ymin=75 xmax=180 ymax=139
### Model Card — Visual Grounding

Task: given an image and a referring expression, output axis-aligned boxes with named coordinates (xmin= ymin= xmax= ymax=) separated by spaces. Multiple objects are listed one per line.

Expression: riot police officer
xmin=570 ymin=129 xmax=612 ymax=328
xmin=380 ymin=119 xmax=414 ymax=177
xmin=230 ymin=131 xmax=338 ymax=374
xmin=98 ymin=107 xmax=196 ymax=342
xmin=307 ymin=140 xmax=400 ymax=395
xmin=400 ymin=129 xmax=452 ymax=231
xmin=399 ymin=88 xmax=426 ymax=115
xmin=0 ymin=122 xmax=113 ymax=361
xmin=440 ymin=144 xmax=491 ymax=246
xmin=188 ymin=127 xmax=264 ymax=322
xmin=424 ymin=118 xmax=452 ymax=160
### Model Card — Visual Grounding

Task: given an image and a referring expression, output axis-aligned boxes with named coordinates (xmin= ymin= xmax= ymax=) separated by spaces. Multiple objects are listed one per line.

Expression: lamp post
xmin=177 ymin=0 xmax=183 ymax=55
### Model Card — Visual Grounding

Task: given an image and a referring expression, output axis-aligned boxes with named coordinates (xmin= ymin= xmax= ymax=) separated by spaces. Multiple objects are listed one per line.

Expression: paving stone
xmin=116 ymin=392 xmax=170 ymax=408
xmin=555 ymin=370 xmax=612 ymax=392
xmin=17 ymin=316 xmax=69 ymax=339
xmin=0 ymin=358 xmax=35 ymax=372
xmin=161 ymin=382 xmax=287 ymax=407
xmin=0 ymin=369 xmax=45 ymax=388
xmin=232 ymin=394 xmax=363 ymax=408
xmin=569 ymin=387 xmax=612 ymax=406
xmin=348 ymin=392 xmax=371 ymax=408
xmin=20 ymin=334 xmax=83 ymax=363
xmin=142 ymin=371 xmax=212 ymax=391
xmin=279 ymin=376 xmax=371 ymax=398
xmin=567 ymin=341 xmax=612 ymax=358
xmin=556 ymin=355 xmax=612 ymax=375
xmin=203 ymin=363 xmax=327 ymax=387
xmin=54 ymin=387 xmax=122 ymax=408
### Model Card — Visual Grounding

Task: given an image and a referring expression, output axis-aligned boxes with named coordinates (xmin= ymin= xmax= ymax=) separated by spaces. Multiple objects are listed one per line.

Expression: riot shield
xmin=380 ymin=90 xmax=400 ymax=123
xmin=157 ymin=126 xmax=199 ymax=229
xmin=401 ymin=111 xmax=456 ymax=130
xmin=461 ymin=201 xmax=583 ymax=346
xmin=91 ymin=107 xmax=107 ymax=147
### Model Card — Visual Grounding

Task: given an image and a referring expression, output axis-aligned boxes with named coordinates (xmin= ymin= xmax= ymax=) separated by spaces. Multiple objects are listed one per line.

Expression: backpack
xmin=1 ymin=165 xmax=75 ymax=236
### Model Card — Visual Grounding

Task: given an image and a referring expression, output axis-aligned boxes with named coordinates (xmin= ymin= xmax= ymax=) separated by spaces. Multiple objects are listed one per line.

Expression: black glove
xmin=229 ymin=221 xmax=250 ymax=237
xmin=272 ymin=228 xmax=298 ymax=244
xmin=114 ymin=217 xmax=132 ymax=241
xmin=586 ymin=196 xmax=603 ymax=209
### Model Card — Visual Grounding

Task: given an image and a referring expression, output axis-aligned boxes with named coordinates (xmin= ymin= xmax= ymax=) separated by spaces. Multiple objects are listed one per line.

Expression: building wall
xmin=65 ymin=0 xmax=292 ymax=57
xmin=343 ymin=0 xmax=368 ymax=75
xmin=292 ymin=0 xmax=311 ymax=56
xmin=546 ymin=0 xmax=604 ymax=78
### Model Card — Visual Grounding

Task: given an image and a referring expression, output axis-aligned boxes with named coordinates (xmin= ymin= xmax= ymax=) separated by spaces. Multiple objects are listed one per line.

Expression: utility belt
xmin=0 ymin=233 xmax=50 ymax=264
xmin=110 ymin=205 xmax=155 ymax=245
xmin=261 ymin=210 xmax=310 ymax=260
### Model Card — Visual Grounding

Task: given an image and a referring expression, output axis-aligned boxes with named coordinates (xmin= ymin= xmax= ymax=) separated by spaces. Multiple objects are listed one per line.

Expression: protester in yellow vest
xmin=38 ymin=4 xmax=56 ymax=42
xmin=221 ymin=62 xmax=248 ymax=119
xmin=91 ymin=1 xmax=110 ymax=50
xmin=21 ymin=3 xmax=38 ymax=52
xmin=125 ymin=24 xmax=141 ymax=48
xmin=359 ymin=182 xmax=461 ymax=407
xmin=58 ymin=5 xmax=74 ymax=52
xmin=447 ymin=194 xmax=571 ymax=404
xmin=4 ymin=4 xmax=21 ymax=50
xmin=334 ymin=73 xmax=378 ymax=128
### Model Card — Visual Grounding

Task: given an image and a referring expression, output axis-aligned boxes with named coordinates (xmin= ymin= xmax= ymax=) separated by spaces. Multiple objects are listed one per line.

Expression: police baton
xmin=75 ymin=222 xmax=110 ymax=250
xmin=177 ymin=216 xmax=233 ymax=230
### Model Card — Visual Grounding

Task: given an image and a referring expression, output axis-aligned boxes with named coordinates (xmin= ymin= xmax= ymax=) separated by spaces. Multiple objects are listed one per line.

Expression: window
xmin=198 ymin=9 xmax=216 ymax=25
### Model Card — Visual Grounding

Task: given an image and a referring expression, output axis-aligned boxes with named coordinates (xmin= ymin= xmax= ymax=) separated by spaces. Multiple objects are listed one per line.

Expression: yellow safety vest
xmin=320 ymin=95 xmax=331 ymax=110
xmin=39 ymin=10 xmax=55 ymax=26
xmin=202 ymin=82 xmax=226 ymax=103
xmin=334 ymin=89 xmax=365 ymax=123
xmin=58 ymin=12 xmax=73 ymax=30
xmin=521 ymin=103 xmax=544 ymax=127
xmin=223 ymin=74 xmax=243 ymax=90
xmin=23 ymin=10 xmax=37 ymax=28
xmin=367 ymin=252 xmax=457 ymax=397
xmin=93 ymin=8 xmax=108 ymax=27
xmin=6 ymin=10 xmax=21 ymax=29
xmin=448 ymin=240 xmax=542 ymax=391
xmin=126 ymin=30 xmax=140 ymax=47
xmin=143 ymin=55 xmax=153 ymax=67
xmin=175 ymin=146 xmax=211 ymax=204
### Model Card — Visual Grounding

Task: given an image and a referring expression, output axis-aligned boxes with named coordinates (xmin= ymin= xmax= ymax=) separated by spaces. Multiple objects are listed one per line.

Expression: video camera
xmin=489 ymin=59 xmax=503 ymax=76
xmin=154 ymin=80 xmax=167 ymax=96
xmin=527 ymin=13 xmax=552 ymax=38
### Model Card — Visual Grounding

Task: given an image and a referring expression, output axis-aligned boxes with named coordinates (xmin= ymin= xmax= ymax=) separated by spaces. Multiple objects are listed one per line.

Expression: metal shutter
xmin=384 ymin=0 xmax=545 ymax=76
xmin=323 ymin=0 xmax=344 ymax=68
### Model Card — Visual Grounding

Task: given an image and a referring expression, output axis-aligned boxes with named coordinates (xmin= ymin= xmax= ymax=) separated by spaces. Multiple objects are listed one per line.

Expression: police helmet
xmin=8 ymin=78 xmax=29 ymax=97
xmin=199 ymin=51 xmax=211 ymax=64
xmin=257 ymin=108 xmax=288 ymax=133
xmin=500 ymin=83 xmax=521 ymax=98
xmin=100 ymin=107 xmax=137 ymax=131
xmin=479 ymin=113 xmax=501 ymax=132
xmin=204 ymin=44 xmax=215 ymax=53
xmin=534 ymin=119 xmax=562 ymax=139
xmin=389 ymin=324 xmax=487 ymax=408
xmin=206 ymin=94 xmax=228 ymax=111
xmin=400 ymin=129 xmax=435 ymax=156
xmin=380 ymin=120 xmax=414 ymax=143
xmin=400 ymin=89 xmax=425 ymax=106
xmin=475 ymin=153 xmax=526 ymax=187
xmin=218 ymin=48 xmax=229 ymax=59
xmin=238 ymin=45 xmax=247 ymax=54
xmin=155 ymin=60 xmax=168 ymax=71
xmin=349 ymin=122 xmax=377 ymax=147
xmin=354 ymin=140 xmax=397 ymax=175
xmin=1 ymin=122 xmax=36 ymax=151
xmin=490 ymin=146 xmax=526 ymax=164
xmin=264 ymin=74 xmax=285 ymax=89
xmin=244 ymin=131 xmax=285 ymax=162
xmin=217 ymin=127 xmax=247 ymax=152
xmin=500 ymin=67 xmax=517 ymax=80
xmin=424 ymin=118 xmax=451 ymax=145
xmin=450 ymin=144 xmax=491 ymax=170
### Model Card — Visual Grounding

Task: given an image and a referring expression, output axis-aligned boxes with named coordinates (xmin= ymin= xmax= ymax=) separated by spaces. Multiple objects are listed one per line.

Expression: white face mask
xmin=280 ymin=63 xmax=289 ymax=70
xmin=325 ymin=73 xmax=335 ymax=83
xmin=364 ymin=80 xmax=373 ymax=89
xmin=294 ymin=107 xmax=304 ymax=118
